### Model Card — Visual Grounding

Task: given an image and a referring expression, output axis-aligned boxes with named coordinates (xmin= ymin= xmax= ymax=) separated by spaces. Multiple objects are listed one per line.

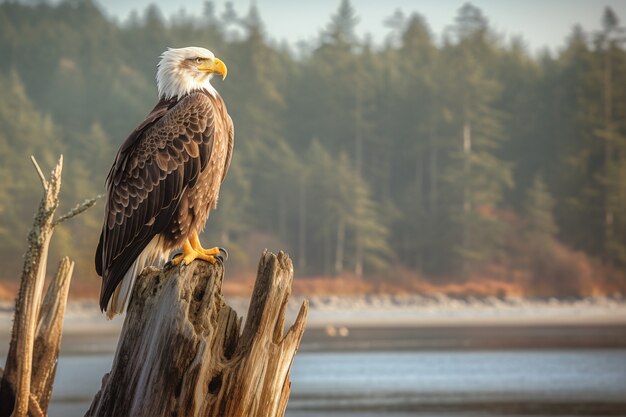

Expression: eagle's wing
xmin=221 ymin=114 xmax=234 ymax=183
xmin=95 ymin=92 xmax=219 ymax=311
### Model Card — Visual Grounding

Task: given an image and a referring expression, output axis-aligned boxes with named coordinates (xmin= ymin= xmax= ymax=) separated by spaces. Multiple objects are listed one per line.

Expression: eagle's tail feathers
xmin=106 ymin=236 xmax=169 ymax=320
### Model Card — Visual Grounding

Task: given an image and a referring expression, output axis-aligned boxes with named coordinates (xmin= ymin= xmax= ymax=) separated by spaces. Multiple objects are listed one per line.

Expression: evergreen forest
xmin=1 ymin=0 xmax=625 ymax=297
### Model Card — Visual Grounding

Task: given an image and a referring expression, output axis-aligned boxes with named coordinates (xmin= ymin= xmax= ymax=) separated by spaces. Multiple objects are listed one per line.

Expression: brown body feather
xmin=95 ymin=90 xmax=233 ymax=313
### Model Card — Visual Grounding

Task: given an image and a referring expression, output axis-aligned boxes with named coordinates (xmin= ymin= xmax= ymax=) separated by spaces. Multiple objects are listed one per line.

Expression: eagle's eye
xmin=195 ymin=57 xmax=203 ymax=64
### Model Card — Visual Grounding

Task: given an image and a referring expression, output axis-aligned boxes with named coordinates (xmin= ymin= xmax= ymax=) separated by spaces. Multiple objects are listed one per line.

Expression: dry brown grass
xmin=0 ymin=280 xmax=18 ymax=301
xmin=1 ymin=236 xmax=623 ymax=302
xmin=285 ymin=270 xmax=524 ymax=298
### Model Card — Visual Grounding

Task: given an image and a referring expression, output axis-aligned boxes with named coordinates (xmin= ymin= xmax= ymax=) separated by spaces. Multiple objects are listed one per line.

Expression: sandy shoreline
xmin=2 ymin=295 xmax=626 ymax=333
xmin=2 ymin=295 xmax=625 ymax=355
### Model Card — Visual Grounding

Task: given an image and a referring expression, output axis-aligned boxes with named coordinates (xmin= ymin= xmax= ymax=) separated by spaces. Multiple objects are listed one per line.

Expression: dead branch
xmin=5 ymin=156 xmax=63 ymax=417
xmin=53 ymin=194 xmax=103 ymax=226
xmin=0 ymin=156 xmax=98 ymax=417
xmin=30 ymin=155 xmax=48 ymax=191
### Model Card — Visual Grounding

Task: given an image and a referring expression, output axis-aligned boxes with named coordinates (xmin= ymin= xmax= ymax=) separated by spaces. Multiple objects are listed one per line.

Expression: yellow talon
xmin=192 ymin=252 xmax=219 ymax=264
xmin=190 ymin=232 xmax=225 ymax=258
xmin=171 ymin=239 xmax=220 ymax=266
xmin=171 ymin=241 xmax=194 ymax=266
xmin=201 ymin=246 xmax=221 ymax=256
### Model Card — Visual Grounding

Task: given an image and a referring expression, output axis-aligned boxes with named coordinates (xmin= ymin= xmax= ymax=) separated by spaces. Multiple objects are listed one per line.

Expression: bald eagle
xmin=95 ymin=47 xmax=233 ymax=318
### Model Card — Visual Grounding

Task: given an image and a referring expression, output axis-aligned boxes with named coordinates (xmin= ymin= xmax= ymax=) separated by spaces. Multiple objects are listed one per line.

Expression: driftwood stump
xmin=86 ymin=250 xmax=308 ymax=417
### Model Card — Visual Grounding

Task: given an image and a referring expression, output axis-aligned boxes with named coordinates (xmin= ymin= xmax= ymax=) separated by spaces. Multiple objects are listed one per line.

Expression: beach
xmin=1 ymin=296 xmax=625 ymax=416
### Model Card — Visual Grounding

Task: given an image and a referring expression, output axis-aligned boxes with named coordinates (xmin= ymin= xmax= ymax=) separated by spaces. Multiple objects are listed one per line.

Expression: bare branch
xmin=30 ymin=156 xmax=48 ymax=191
xmin=53 ymin=194 xmax=103 ymax=226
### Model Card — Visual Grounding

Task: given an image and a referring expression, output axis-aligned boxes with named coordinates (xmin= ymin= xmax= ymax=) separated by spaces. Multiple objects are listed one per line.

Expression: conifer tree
xmin=524 ymin=175 xmax=558 ymax=242
xmin=443 ymin=3 xmax=513 ymax=272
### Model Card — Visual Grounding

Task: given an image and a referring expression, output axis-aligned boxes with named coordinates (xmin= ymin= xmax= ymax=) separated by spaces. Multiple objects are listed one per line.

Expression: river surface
xmin=34 ymin=349 xmax=626 ymax=416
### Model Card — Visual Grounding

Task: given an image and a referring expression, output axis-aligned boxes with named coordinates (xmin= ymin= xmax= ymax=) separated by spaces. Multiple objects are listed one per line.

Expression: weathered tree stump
xmin=86 ymin=250 xmax=308 ymax=417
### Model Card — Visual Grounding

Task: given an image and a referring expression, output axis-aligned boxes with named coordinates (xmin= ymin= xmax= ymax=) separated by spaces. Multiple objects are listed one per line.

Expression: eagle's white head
xmin=156 ymin=46 xmax=227 ymax=100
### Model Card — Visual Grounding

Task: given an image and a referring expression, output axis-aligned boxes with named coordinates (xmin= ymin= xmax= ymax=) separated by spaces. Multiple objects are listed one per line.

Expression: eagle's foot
xmin=171 ymin=251 xmax=220 ymax=266
xmin=190 ymin=232 xmax=228 ymax=261
xmin=171 ymin=240 xmax=222 ymax=266
xmin=201 ymin=246 xmax=228 ymax=262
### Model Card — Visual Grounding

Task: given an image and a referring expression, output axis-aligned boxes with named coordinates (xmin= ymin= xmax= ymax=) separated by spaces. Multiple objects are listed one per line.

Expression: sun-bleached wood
xmin=31 ymin=256 xmax=74 ymax=412
xmin=0 ymin=156 xmax=99 ymax=417
xmin=5 ymin=157 xmax=63 ymax=417
xmin=86 ymin=250 xmax=308 ymax=417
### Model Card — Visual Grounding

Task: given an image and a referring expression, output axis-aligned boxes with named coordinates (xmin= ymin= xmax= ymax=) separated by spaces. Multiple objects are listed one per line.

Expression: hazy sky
xmin=100 ymin=0 xmax=626 ymax=53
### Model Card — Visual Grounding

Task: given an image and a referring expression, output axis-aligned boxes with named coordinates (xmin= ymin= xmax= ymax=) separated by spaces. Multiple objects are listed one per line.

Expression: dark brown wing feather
xmin=95 ymin=98 xmax=177 ymax=277
xmin=95 ymin=92 xmax=220 ymax=311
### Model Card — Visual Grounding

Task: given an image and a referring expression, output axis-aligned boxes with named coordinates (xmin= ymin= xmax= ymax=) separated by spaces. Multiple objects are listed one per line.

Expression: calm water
xmin=37 ymin=349 xmax=626 ymax=417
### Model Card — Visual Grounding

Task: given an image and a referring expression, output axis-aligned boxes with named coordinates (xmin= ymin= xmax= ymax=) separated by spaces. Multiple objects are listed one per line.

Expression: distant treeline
xmin=0 ymin=0 xmax=625 ymax=295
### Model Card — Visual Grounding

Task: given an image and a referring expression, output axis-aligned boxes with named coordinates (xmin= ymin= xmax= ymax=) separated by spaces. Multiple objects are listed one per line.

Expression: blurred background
xmin=0 ymin=0 xmax=626 ymax=416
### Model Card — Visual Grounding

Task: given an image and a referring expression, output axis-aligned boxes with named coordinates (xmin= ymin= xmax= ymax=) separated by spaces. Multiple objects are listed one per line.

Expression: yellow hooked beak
xmin=199 ymin=57 xmax=227 ymax=80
